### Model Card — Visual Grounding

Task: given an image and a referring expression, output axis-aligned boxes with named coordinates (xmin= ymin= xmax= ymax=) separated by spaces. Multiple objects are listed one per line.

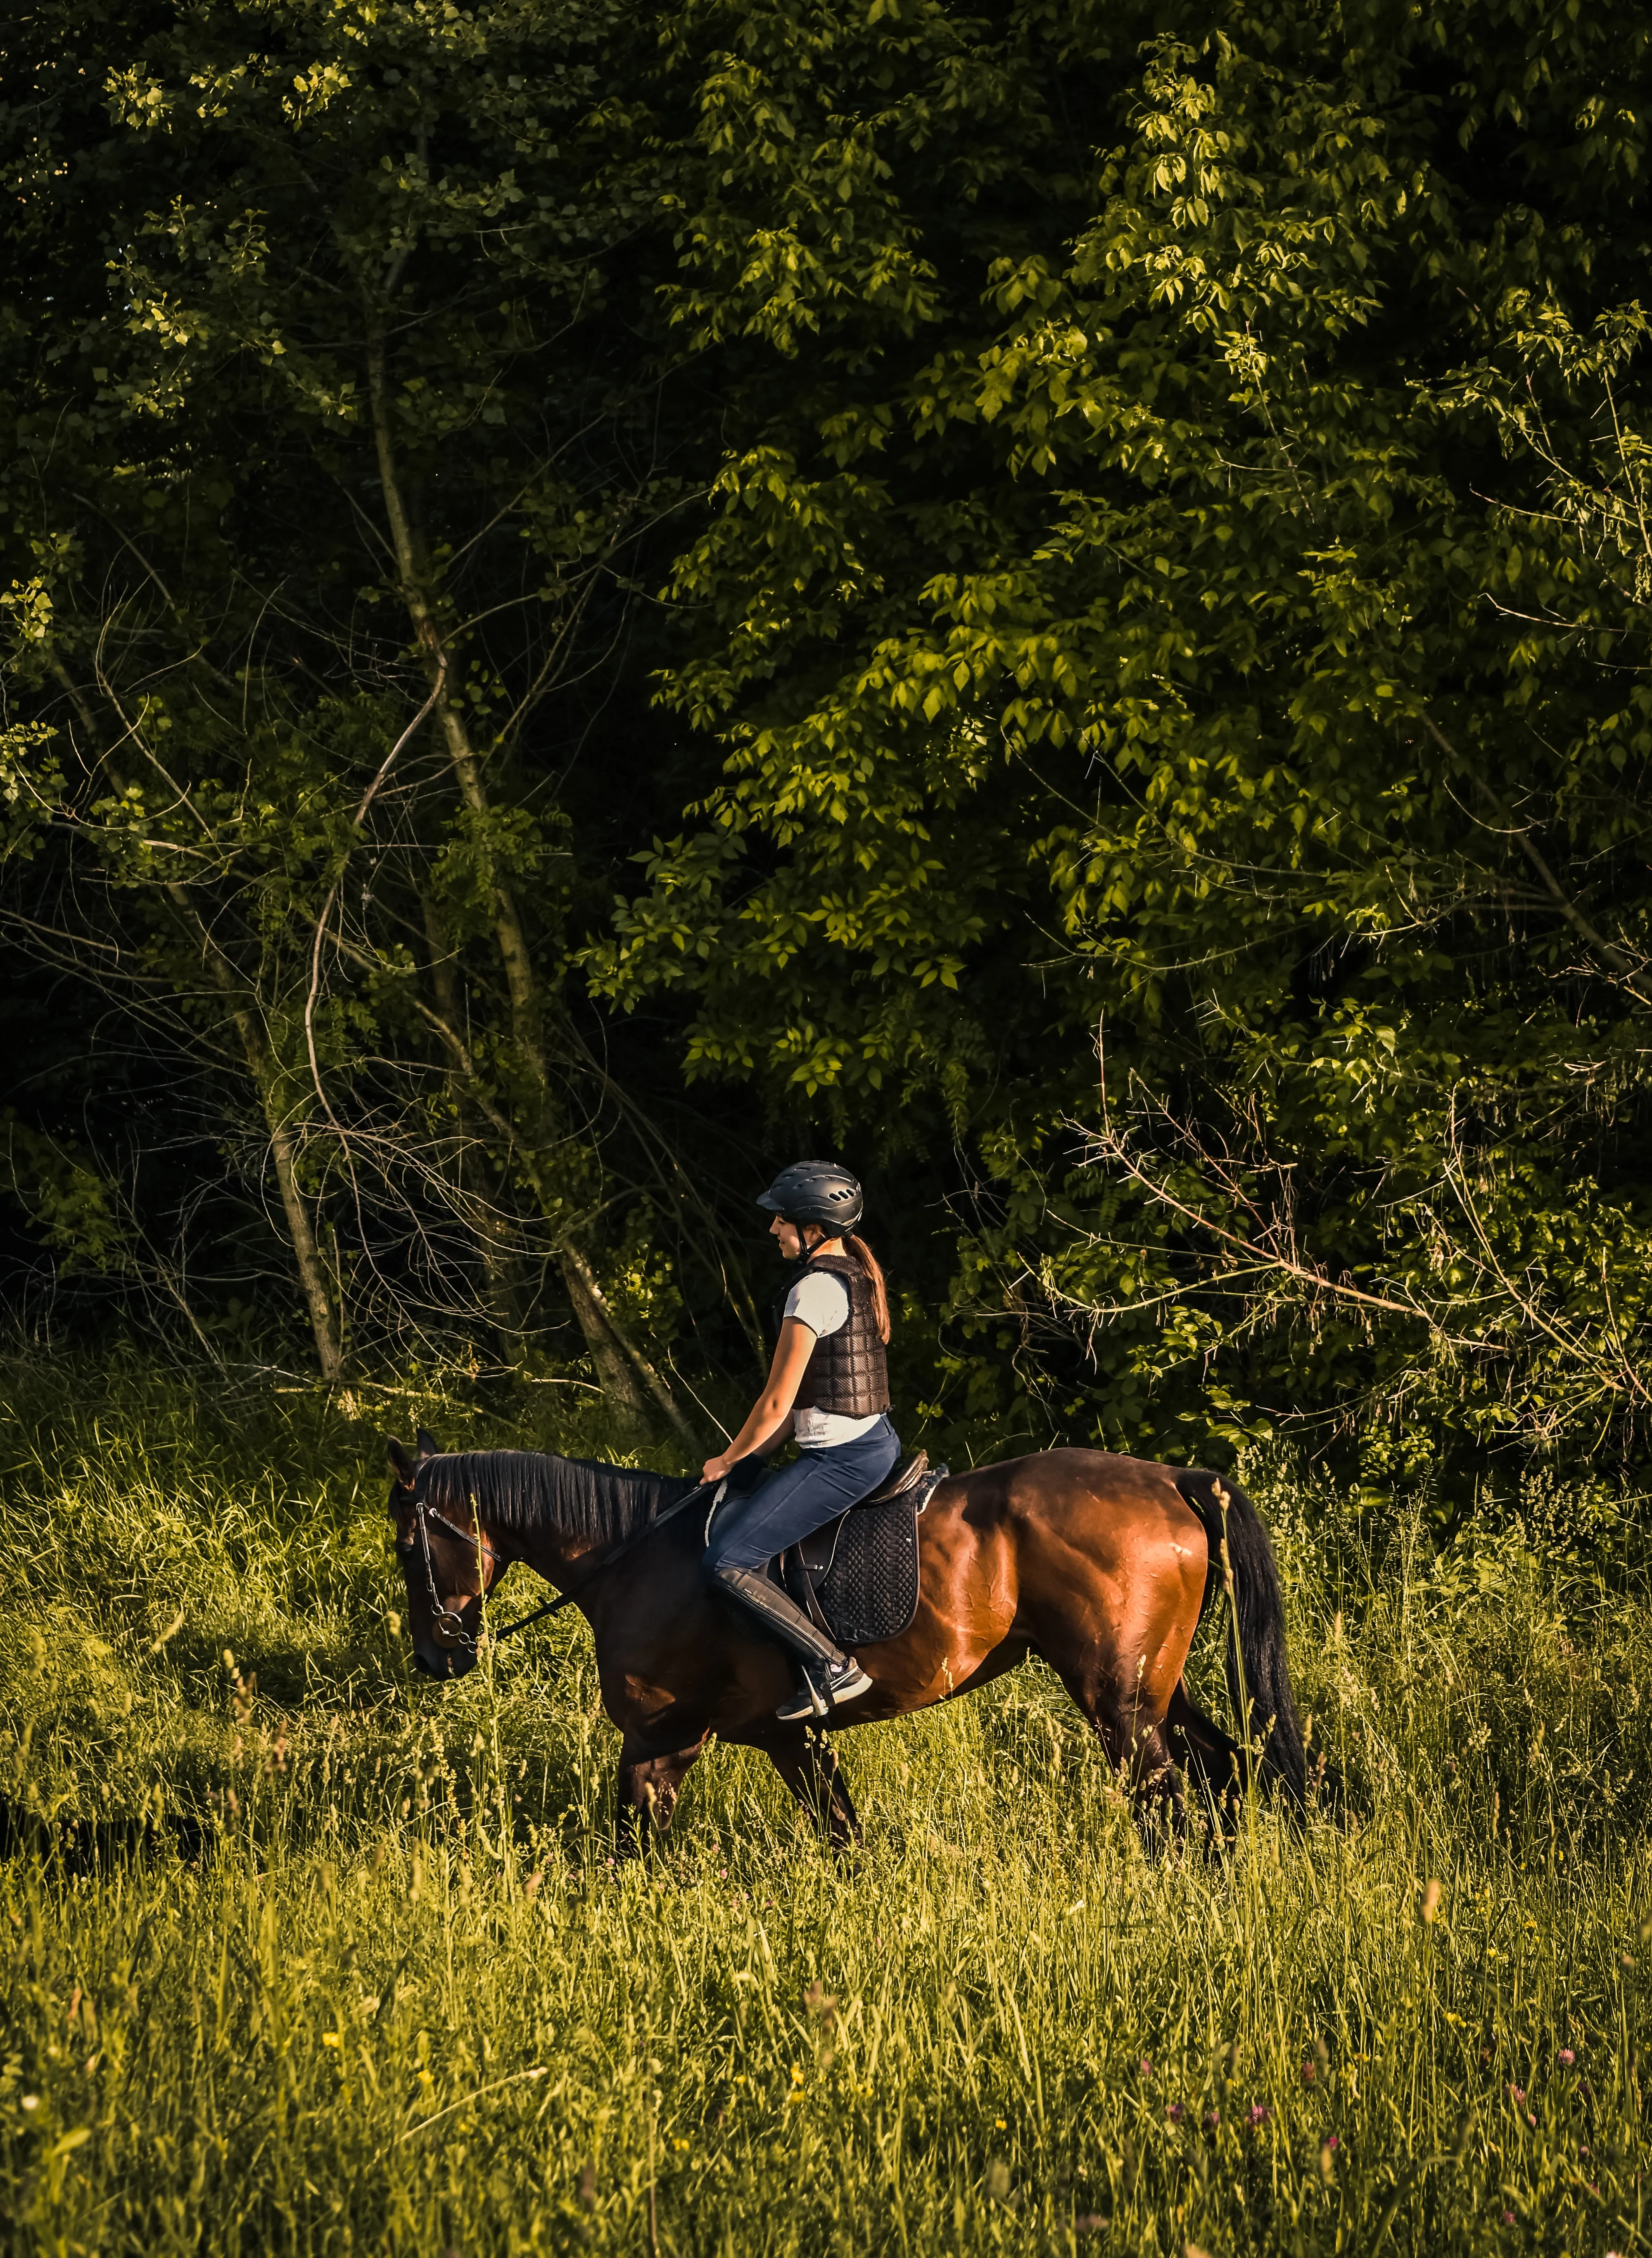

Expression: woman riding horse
xmin=701 ymin=1160 xmax=899 ymax=1721
xmin=387 ymin=1159 xmax=1310 ymax=1853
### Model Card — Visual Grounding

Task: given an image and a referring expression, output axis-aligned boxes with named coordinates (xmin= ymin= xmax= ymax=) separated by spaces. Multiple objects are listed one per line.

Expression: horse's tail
xmin=1177 ymin=1471 xmax=1306 ymax=1815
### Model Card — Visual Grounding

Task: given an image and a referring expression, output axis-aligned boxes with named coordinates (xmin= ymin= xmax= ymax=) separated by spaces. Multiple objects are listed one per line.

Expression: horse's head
xmin=385 ymin=1428 xmax=504 ymax=1681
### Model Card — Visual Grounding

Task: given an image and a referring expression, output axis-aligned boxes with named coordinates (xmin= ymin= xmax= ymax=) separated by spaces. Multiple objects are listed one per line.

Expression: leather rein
xmin=396 ymin=1475 xmax=723 ymax=1655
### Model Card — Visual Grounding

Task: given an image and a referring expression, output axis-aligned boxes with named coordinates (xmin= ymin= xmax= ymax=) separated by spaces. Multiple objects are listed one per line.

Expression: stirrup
xmin=775 ymin=1657 xmax=872 ymax=1723
xmin=790 ymin=1668 xmax=829 ymax=1721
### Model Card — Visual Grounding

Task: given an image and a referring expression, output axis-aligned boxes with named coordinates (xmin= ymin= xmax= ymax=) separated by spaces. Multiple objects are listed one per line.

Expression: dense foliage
xmin=3 ymin=0 xmax=1651 ymax=1494
xmin=596 ymin=0 xmax=1652 ymax=1488
xmin=0 ymin=0 xmax=736 ymax=1416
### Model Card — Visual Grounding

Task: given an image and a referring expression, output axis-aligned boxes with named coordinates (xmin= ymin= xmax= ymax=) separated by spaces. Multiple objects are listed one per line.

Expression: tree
xmin=593 ymin=0 xmax=1652 ymax=1489
xmin=0 ymin=0 xmax=726 ymax=1420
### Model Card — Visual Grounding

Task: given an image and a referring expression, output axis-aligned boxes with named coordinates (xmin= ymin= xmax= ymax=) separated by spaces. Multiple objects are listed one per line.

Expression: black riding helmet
xmin=756 ymin=1161 xmax=864 ymax=1235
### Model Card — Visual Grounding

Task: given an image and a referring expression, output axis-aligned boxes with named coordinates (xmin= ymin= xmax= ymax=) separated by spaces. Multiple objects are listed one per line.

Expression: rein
xmin=400 ymin=1475 xmax=723 ymax=1653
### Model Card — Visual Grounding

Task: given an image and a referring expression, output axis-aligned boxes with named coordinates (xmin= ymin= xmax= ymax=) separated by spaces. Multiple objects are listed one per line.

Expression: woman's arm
xmin=701 ymin=1320 xmax=817 ymax=1482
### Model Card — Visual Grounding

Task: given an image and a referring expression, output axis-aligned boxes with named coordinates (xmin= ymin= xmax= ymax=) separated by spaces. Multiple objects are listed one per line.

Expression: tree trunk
xmin=206 ymin=942 xmax=344 ymax=1384
xmin=177 ymin=898 xmax=345 ymax=1383
xmin=257 ymin=1061 xmax=346 ymax=1384
xmin=422 ymin=890 xmax=532 ymax=1355
xmin=50 ymin=663 xmax=344 ymax=1382
xmin=369 ymin=331 xmax=691 ymax=1436
xmin=558 ymin=1240 xmax=696 ymax=1445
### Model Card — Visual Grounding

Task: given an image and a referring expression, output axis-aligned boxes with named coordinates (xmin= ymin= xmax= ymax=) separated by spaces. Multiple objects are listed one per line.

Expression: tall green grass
xmin=0 ymin=1353 xmax=1647 ymax=2254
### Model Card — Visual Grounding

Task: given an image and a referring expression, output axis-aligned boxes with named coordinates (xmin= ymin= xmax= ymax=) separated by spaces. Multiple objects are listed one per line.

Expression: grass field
xmin=0 ymin=1353 xmax=1647 ymax=2255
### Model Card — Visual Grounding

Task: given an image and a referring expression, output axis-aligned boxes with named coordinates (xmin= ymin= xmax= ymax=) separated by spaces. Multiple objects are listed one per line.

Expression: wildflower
xmin=994 ymin=2118 xmax=1006 ymax=2130
xmin=1323 ymin=2134 xmax=1340 ymax=2151
xmin=1558 ymin=2048 xmax=1575 ymax=2067
xmin=1203 ymin=2109 xmax=1220 ymax=2132
xmin=1138 ymin=2057 xmax=1153 ymax=2079
xmin=1508 ymin=2086 xmax=1526 ymax=2104
xmin=1301 ymin=2060 xmax=1316 ymax=2085
xmin=20 ymin=2097 xmax=37 ymax=2113
xmin=1527 ymin=2114 xmax=1537 ymax=2129
xmin=1165 ymin=2103 xmax=1184 ymax=2123
xmin=1248 ymin=2103 xmax=1271 ymax=2128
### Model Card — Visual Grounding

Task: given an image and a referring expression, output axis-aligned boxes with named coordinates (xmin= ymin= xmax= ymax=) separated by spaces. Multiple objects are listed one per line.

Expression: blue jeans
xmin=705 ymin=1415 xmax=902 ymax=1573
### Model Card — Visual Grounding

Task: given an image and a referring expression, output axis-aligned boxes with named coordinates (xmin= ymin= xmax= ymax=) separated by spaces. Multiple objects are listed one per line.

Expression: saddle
xmin=773 ymin=1451 xmax=949 ymax=1649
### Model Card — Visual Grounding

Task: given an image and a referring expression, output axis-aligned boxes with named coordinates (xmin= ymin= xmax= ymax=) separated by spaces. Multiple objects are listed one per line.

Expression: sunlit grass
xmin=0 ymin=1353 xmax=1647 ymax=2253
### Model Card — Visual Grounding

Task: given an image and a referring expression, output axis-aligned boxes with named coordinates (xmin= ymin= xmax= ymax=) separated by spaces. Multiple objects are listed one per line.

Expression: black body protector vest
xmin=776 ymin=1252 xmax=892 ymax=1420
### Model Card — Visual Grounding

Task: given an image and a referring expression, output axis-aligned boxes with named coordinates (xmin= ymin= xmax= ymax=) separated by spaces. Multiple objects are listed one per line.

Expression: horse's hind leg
xmin=616 ymin=1736 xmax=705 ymax=1860
xmin=1041 ymin=1653 xmax=1183 ymax=1854
xmin=767 ymin=1732 xmax=862 ymax=1855
xmin=1166 ymin=1680 xmax=1245 ymax=1851
xmin=1129 ymin=1719 xmax=1187 ymax=1858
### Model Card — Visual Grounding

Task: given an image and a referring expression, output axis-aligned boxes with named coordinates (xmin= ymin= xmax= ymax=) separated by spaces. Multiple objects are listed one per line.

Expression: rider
xmin=701 ymin=1161 xmax=901 ymax=1720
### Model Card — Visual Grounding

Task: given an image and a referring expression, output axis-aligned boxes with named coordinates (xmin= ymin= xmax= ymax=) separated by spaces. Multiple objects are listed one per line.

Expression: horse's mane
xmin=414 ymin=1450 xmax=693 ymax=1545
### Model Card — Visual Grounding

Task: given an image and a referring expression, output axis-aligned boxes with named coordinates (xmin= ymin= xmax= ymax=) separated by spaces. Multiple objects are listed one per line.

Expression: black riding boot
xmin=710 ymin=1565 xmax=873 ymax=1718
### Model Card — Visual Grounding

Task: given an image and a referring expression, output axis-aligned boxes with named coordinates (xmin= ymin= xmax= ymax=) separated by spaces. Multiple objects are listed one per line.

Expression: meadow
xmin=0 ymin=1352 xmax=1647 ymax=2256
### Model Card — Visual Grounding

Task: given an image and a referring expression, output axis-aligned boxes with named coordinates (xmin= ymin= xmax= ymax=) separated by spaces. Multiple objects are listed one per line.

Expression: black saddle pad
xmin=777 ymin=1463 xmax=949 ymax=1648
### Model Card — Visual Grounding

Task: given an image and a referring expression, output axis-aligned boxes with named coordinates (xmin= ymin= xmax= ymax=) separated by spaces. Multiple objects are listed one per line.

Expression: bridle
xmin=392 ymin=1472 xmax=724 ymax=1657
xmin=395 ymin=1496 xmax=500 ymax=1653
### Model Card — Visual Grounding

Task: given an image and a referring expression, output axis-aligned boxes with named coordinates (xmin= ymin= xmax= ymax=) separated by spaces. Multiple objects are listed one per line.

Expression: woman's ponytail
xmin=844 ymin=1232 xmax=891 ymax=1343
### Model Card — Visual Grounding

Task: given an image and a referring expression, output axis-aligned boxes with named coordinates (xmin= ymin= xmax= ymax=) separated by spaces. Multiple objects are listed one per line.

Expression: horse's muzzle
xmin=413 ymin=1646 xmax=473 ymax=1681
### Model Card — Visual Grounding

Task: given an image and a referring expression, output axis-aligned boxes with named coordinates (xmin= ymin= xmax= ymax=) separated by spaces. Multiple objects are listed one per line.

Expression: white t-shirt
xmin=783 ymin=1270 xmax=885 ymax=1449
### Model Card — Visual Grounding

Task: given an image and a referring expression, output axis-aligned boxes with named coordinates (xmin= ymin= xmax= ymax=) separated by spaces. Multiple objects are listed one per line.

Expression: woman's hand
xmin=701 ymin=1453 xmax=732 ymax=1485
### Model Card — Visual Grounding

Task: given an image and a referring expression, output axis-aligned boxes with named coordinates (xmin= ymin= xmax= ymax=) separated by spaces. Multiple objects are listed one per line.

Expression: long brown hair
xmin=844 ymin=1232 xmax=891 ymax=1343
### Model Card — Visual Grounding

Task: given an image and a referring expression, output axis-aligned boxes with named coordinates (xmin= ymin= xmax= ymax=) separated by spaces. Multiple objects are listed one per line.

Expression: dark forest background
xmin=2 ymin=0 xmax=1650 ymax=1512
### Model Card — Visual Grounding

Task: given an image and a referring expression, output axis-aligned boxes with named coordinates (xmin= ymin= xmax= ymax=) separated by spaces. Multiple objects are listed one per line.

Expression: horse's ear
xmin=387 ymin=1439 xmax=416 ymax=1488
xmin=415 ymin=1427 xmax=441 ymax=1462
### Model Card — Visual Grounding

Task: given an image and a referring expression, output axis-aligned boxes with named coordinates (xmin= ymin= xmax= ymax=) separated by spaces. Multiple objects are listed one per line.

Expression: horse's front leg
xmin=615 ymin=1736 xmax=705 ymax=1860
xmin=767 ymin=1731 xmax=863 ymax=1855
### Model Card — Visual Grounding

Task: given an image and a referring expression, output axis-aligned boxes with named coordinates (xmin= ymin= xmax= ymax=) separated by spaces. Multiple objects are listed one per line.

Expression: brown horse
xmin=386 ymin=1430 xmax=1305 ymax=1852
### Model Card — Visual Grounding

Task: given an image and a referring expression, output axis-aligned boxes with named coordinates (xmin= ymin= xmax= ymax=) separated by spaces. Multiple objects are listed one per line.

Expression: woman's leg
xmin=705 ymin=1419 xmax=900 ymax=1672
xmin=709 ymin=1418 xmax=901 ymax=1571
